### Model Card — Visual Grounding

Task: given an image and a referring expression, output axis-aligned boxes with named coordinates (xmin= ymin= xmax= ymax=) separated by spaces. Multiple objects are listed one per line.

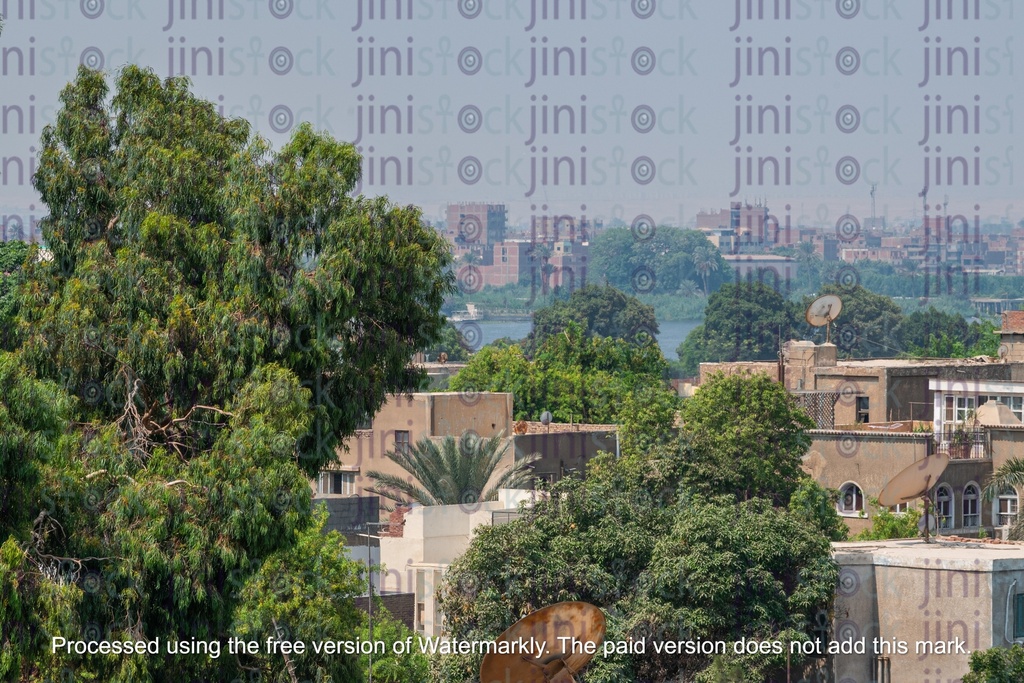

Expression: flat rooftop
xmin=834 ymin=539 xmax=1024 ymax=571
xmin=832 ymin=357 xmax=997 ymax=368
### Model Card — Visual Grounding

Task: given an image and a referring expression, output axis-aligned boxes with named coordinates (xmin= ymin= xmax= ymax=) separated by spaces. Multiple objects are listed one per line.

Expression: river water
xmin=467 ymin=319 xmax=700 ymax=360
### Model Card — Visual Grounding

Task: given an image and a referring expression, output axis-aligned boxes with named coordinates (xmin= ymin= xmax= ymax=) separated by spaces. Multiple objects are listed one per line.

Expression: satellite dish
xmin=878 ymin=454 xmax=949 ymax=543
xmin=918 ymin=514 xmax=937 ymax=535
xmin=540 ymin=411 xmax=553 ymax=426
xmin=480 ymin=602 xmax=606 ymax=683
xmin=805 ymin=295 xmax=844 ymax=344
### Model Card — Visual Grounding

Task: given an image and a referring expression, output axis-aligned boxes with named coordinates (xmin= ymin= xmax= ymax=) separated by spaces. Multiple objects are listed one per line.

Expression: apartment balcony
xmin=934 ymin=427 xmax=988 ymax=460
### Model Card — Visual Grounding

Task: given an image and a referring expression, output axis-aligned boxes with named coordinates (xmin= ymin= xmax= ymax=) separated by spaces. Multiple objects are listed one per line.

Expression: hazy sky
xmin=1 ymin=0 xmax=1020 ymax=232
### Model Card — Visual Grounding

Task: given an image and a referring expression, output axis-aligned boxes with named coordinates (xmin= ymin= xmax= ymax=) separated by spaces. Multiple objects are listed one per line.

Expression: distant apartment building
xmin=445 ymin=203 xmax=590 ymax=290
xmin=695 ymin=201 xmax=771 ymax=250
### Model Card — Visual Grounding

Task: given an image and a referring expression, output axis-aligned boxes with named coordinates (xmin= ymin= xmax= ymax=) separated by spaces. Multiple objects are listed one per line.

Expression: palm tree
xmin=984 ymin=458 xmax=1024 ymax=539
xmin=677 ymin=279 xmax=700 ymax=298
xmin=691 ymin=247 xmax=719 ymax=297
xmin=365 ymin=431 xmax=539 ymax=506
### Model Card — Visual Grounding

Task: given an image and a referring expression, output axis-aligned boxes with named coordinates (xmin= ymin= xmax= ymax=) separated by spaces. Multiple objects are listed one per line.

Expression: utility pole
xmin=358 ymin=521 xmax=389 ymax=683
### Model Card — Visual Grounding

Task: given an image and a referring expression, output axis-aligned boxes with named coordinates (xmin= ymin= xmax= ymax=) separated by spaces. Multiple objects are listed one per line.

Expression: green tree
xmin=617 ymin=385 xmax=680 ymax=459
xmin=691 ymin=246 xmax=719 ymax=297
xmin=0 ymin=240 xmax=29 ymax=344
xmin=451 ymin=321 xmax=674 ymax=424
xmin=527 ymin=284 xmax=658 ymax=353
xmin=434 ymin=452 xmax=837 ymax=683
xmin=365 ymin=432 xmax=537 ymax=507
xmin=358 ymin=605 xmax=430 ymax=683
xmin=421 ymin=322 xmax=470 ymax=362
xmin=853 ymin=499 xmax=922 ymax=540
xmin=963 ymin=644 xmax=1024 ymax=682
xmin=680 ymin=372 xmax=815 ymax=506
xmin=676 ymin=281 xmax=798 ymax=376
xmin=0 ymin=65 xmax=452 ymax=680
xmin=985 ymin=459 xmax=1024 ymax=540
xmin=590 ymin=227 xmax=729 ymax=296
xmin=231 ymin=505 xmax=365 ymax=682
xmin=788 ymin=477 xmax=850 ymax=542
xmin=643 ymin=496 xmax=838 ymax=683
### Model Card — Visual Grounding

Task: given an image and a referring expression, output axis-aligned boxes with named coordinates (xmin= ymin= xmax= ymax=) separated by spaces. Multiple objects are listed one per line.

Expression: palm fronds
xmin=365 ymin=430 xmax=539 ymax=507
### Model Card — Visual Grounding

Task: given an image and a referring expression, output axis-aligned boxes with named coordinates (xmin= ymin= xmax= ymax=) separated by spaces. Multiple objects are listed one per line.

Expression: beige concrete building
xmin=833 ymin=539 xmax=1024 ymax=682
xmin=316 ymin=392 xmax=514 ymax=501
xmin=700 ymin=312 xmax=1024 ymax=537
xmin=318 ymin=393 xmax=618 ymax=513
xmin=378 ymin=490 xmax=542 ymax=636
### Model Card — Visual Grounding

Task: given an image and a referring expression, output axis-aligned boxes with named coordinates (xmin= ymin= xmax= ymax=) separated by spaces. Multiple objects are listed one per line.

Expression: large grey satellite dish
xmin=878 ymin=454 xmax=949 ymax=543
xmin=805 ymin=294 xmax=843 ymax=344
xmin=480 ymin=602 xmax=606 ymax=683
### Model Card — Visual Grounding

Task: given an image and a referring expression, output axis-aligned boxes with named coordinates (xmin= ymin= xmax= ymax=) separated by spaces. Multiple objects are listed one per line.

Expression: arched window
xmin=935 ymin=485 xmax=953 ymax=530
xmin=999 ymin=488 xmax=1019 ymax=527
xmin=963 ymin=484 xmax=980 ymax=528
xmin=838 ymin=483 xmax=865 ymax=516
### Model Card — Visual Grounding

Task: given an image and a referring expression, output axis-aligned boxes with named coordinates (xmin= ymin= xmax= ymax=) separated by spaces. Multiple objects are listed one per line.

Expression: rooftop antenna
xmin=870 ymin=183 xmax=877 ymax=228
xmin=877 ymin=453 xmax=949 ymax=543
xmin=480 ymin=602 xmax=606 ymax=683
xmin=805 ymin=294 xmax=843 ymax=345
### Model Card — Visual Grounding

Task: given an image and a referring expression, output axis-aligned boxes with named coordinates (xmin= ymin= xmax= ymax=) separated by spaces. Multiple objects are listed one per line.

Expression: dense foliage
xmin=677 ymin=282 xmax=797 ymax=375
xmin=0 ymin=241 xmax=29 ymax=346
xmin=450 ymin=321 xmax=674 ymax=423
xmin=0 ymin=65 xmax=453 ymax=681
xmin=678 ymin=279 xmax=1004 ymax=374
xmin=680 ymin=372 xmax=815 ymax=507
xmin=526 ymin=284 xmax=659 ymax=353
xmin=590 ymin=227 xmax=731 ymax=296
xmin=963 ymin=644 xmax=1024 ymax=682
xmin=435 ymin=373 xmax=838 ymax=683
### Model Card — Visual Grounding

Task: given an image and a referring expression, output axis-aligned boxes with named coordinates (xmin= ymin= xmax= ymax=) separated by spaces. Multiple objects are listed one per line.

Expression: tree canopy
xmin=435 ymin=421 xmax=837 ymax=682
xmin=963 ymin=643 xmax=1024 ymax=682
xmin=0 ymin=65 xmax=453 ymax=681
xmin=676 ymin=281 xmax=798 ymax=376
xmin=589 ymin=227 xmax=730 ymax=296
xmin=680 ymin=371 xmax=815 ymax=507
xmin=801 ymin=284 xmax=903 ymax=358
xmin=526 ymin=284 xmax=659 ymax=353
xmin=450 ymin=321 xmax=673 ymax=424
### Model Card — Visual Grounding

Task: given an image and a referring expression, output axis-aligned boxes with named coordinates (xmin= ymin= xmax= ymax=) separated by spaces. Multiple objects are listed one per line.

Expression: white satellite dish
xmin=805 ymin=295 xmax=844 ymax=344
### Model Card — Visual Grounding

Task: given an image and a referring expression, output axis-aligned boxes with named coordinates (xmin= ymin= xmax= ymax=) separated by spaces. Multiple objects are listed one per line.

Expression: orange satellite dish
xmin=480 ymin=602 xmax=606 ymax=683
xmin=877 ymin=454 xmax=949 ymax=542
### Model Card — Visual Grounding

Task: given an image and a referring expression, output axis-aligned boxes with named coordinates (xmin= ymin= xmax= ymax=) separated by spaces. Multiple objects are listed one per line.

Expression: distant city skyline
xmin=1 ymin=0 xmax=1020 ymax=235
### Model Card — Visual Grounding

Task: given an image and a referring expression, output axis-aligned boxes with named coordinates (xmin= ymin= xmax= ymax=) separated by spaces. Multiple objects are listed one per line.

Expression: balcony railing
xmin=935 ymin=427 xmax=987 ymax=460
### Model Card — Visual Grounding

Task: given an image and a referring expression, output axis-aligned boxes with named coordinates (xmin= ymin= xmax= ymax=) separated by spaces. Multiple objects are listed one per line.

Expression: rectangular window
xmin=356 ymin=413 xmax=372 ymax=430
xmin=321 ymin=471 xmax=355 ymax=495
xmin=944 ymin=395 xmax=954 ymax=424
xmin=955 ymin=396 xmax=976 ymax=422
xmin=856 ymin=397 xmax=870 ymax=424
xmin=1010 ymin=396 xmax=1024 ymax=423
xmin=1000 ymin=496 xmax=1019 ymax=527
xmin=395 ymin=430 xmax=411 ymax=455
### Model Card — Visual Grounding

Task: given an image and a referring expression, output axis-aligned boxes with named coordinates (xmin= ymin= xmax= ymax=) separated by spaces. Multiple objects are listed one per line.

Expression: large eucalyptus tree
xmin=0 ymin=65 xmax=452 ymax=681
